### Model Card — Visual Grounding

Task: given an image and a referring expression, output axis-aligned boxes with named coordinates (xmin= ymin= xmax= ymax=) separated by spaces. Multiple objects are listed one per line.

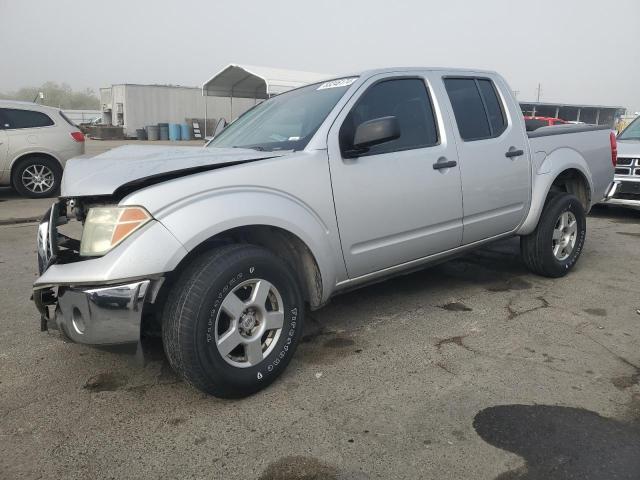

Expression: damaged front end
xmin=33 ymin=198 xmax=166 ymax=345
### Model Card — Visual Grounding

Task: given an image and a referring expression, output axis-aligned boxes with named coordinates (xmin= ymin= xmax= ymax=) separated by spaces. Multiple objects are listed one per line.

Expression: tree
xmin=0 ymin=82 xmax=100 ymax=109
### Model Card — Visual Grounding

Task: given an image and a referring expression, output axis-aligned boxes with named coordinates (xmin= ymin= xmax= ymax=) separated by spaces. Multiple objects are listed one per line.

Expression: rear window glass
xmin=0 ymin=108 xmax=54 ymax=129
xmin=477 ymin=79 xmax=506 ymax=136
xmin=444 ymin=78 xmax=491 ymax=140
xmin=525 ymin=119 xmax=548 ymax=131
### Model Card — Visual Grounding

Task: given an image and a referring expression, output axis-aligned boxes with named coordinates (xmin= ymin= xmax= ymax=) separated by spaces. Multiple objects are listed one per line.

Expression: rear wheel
xmin=520 ymin=193 xmax=586 ymax=278
xmin=12 ymin=156 xmax=61 ymax=198
xmin=162 ymin=244 xmax=304 ymax=398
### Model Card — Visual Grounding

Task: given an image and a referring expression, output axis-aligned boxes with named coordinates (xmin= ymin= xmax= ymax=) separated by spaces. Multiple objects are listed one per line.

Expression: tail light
xmin=70 ymin=131 xmax=85 ymax=142
xmin=610 ymin=131 xmax=617 ymax=167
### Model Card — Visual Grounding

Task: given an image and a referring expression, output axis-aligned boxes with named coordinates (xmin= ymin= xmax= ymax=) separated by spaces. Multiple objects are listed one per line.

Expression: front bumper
xmin=34 ymin=280 xmax=151 ymax=344
xmin=33 ymin=201 xmax=166 ymax=345
xmin=602 ymin=179 xmax=640 ymax=207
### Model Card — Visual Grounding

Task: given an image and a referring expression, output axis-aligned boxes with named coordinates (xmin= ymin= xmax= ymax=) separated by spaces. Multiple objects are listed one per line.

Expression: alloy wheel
xmin=21 ymin=164 xmax=55 ymax=194
xmin=214 ymin=278 xmax=284 ymax=368
xmin=552 ymin=211 xmax=578 ymax=261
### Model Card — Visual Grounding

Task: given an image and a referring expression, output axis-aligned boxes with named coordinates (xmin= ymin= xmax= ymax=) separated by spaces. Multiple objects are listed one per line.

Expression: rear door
xmin=442 ymin=75 xmax=531 ymax=244
xmin=328 ymin=73 xmax=464 ymax=278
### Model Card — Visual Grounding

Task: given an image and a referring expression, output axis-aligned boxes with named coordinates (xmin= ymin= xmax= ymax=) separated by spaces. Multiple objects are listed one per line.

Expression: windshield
xmin=618 ymin=116 xmax=640 ymax=140
xmin=207 ymin=78 xmax=358 ymax=152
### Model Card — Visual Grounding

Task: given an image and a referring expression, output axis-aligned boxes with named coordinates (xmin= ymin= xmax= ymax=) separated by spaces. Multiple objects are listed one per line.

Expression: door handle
xmin=433 ymin=160 xmax=457 ymax=170
xmin=505 ymin=148 xmax=524 ymax=158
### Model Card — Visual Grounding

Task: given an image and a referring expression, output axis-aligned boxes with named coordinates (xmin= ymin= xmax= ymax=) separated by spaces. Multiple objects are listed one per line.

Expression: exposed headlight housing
xmin=80 ymin=206 xmax=152 ymax=257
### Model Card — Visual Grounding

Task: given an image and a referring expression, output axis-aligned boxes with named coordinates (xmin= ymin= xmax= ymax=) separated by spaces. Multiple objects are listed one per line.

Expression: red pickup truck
xmin=524 ymin=116 xmax=568 ymax=131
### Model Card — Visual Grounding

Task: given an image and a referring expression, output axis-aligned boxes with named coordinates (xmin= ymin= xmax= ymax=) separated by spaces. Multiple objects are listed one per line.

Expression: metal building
xmin=99 ymin=66 xmax=331 ymax=138
xmin=519 ymin=102 xmax=626 ymax=127
xmin=99 ymin=84 xmax=255 ymax=138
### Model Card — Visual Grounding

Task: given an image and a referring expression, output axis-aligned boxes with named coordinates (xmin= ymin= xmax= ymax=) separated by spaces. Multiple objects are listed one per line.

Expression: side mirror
xmin=345 ymin=116 xmax=400 ymax=158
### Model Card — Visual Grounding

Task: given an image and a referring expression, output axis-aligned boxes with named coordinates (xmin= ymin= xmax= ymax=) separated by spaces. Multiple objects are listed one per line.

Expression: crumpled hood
xmin=61 ymin=145 xmax=285 ymax=197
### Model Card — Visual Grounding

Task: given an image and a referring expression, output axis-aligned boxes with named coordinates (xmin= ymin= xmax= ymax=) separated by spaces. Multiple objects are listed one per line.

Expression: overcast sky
xmin=1 ymin=0 xmax=638 ymax=111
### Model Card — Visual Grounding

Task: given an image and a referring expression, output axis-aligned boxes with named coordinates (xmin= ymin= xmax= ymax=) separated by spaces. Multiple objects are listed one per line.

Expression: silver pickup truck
xmin=33 ymin=68 xmax=616 ymax=398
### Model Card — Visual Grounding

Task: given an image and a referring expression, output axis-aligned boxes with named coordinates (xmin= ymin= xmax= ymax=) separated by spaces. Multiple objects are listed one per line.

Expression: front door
xmin=328 ymin=74 xmax=464 ymax=278
xmin=442 ymin=75 xmax=531 ymax=244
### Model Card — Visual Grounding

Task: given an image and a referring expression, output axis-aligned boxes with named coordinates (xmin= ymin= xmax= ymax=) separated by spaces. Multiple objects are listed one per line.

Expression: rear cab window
xmin=340 ymin=77 xmax=439 ymax=156
xmin=0 ymin=108 xmax=55 ymax=129
xmin=443 ymin=77 xmax=507 ymax=141
xmin=525 ymin=119 xmax=548 ymax=131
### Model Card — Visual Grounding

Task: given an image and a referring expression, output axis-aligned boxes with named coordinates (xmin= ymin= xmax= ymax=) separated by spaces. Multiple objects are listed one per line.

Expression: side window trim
xmin=443 ymin=75 xmax=508 ymax=142
xmin=340 ymin=76 xmax=441 ymax=158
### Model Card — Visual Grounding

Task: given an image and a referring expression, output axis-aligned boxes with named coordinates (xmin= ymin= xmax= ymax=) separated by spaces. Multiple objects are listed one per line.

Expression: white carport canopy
xmin=202 ymin=64 xmax=331 ymax=99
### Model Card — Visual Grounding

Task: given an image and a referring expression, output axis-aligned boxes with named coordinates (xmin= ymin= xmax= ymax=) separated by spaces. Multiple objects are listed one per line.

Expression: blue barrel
xmin=168 ymin=123 xmax=181 ymax=141
xmin=180 ymin=123 xmax=191 ymax=140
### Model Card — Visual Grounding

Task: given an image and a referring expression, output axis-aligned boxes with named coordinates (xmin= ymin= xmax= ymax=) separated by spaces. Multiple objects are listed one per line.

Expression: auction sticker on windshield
xmin=317 ymin=78 xmax=358 ymax=90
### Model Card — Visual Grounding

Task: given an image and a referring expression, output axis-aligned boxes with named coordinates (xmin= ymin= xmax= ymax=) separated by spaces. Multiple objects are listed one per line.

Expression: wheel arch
xmin=547 ymin=168 xmax=591 ymax=209
xmin=518 ymin=160 xmax=592 ymax=236
xmin=155 ymin=224 xmax=324 ymax=315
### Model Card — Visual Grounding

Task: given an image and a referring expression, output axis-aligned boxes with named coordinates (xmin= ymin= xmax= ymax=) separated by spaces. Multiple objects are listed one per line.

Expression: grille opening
xmin=615 ymin=167 xmax=630 ymax=175
xmin=616 ymin=157 xmax=633 ymax=166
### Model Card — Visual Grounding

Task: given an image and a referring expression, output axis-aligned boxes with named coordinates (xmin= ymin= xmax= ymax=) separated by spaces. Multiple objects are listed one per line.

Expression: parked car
xmin=604 ymin=115 xmax=640 ymax=207
xmin=0 ymin=100 xmax=85 ymax=198
xmin=524 ymin=115 xmax=568 ymax=131
xmin=33 ymin=68 xmax=616 ymax=398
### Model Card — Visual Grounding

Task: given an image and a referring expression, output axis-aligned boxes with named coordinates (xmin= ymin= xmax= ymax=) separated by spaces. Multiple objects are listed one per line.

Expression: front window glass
xmin=619 ymin=117 xmax=640 ymax=140
xmin=340 ymin=78 xmax=439 ymax=156
xmin=208 ymin=78 xmax=357 ymax=152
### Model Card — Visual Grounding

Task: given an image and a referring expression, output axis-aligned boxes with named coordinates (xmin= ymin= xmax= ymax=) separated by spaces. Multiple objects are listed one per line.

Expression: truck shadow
xmin=473 ymin=404 xmax=640 ymax=480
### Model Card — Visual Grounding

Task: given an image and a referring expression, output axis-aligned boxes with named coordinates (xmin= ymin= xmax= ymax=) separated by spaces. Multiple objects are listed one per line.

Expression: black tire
xmin=162 ymin=244 xmax=304 ymax=398
xmin=12 ymin=156 xmax=62 ymax=198
xmin=520 ymin=193 xmax=586 ymax=278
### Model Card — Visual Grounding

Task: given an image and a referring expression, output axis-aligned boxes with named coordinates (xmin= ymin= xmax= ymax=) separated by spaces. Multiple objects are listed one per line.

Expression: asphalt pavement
xmin=1 ymin=141 xmax=639 ymax=479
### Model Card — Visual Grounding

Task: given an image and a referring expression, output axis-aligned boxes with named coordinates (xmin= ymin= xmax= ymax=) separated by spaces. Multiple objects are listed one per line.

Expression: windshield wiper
xmin=233 ymin=145 xmax=267 ymax=151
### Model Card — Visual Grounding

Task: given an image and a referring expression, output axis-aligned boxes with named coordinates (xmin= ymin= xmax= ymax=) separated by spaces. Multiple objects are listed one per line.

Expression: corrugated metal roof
xmin=520 ymin=101 xmax=625 ymax=110
xmin=202 ymin=64 xmax=332 ymax=99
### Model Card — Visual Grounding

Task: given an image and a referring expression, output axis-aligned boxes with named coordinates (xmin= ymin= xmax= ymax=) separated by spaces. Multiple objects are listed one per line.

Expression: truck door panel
xmin=442 ymin=76 xmax=531 ymax=244
xmin=328 ymin=74 xmax=464 ymax=278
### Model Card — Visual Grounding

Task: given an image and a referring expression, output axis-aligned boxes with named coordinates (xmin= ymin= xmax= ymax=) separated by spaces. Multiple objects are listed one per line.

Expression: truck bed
xmin=527 ymin=124 xmax=613 ymax=207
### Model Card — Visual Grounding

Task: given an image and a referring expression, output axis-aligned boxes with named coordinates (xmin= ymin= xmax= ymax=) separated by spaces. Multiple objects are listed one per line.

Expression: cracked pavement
xmin=1 ymin=192 xmax=640 ymax=479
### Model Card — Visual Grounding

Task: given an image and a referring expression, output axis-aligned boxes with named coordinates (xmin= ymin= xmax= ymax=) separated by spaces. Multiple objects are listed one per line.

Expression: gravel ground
xmin=1 ymin=143 xmax=639 ymax=479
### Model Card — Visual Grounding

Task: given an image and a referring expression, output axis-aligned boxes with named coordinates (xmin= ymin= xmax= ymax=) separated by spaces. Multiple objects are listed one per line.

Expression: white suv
xmin=0 ymin=100 xmax=85 ymax=198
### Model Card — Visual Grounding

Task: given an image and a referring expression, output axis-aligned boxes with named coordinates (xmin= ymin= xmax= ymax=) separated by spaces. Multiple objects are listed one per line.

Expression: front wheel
xmin=520 ymin=193 xmax=586 ymax=278
xmin=162 ymin=244 xmax=304 ymax=398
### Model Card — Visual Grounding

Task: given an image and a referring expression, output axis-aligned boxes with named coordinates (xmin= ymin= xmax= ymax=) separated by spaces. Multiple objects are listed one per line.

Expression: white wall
xmin=102 ymin=85 xmax=256 ymax=137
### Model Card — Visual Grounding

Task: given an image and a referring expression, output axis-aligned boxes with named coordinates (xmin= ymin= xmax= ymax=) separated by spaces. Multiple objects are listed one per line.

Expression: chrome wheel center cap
xmin=239 ymin=311 xmax=257 ymax=332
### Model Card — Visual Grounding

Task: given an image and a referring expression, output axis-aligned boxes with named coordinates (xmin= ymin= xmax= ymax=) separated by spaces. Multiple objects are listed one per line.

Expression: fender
xmin=153 ymin=188 xmax=338 ymax=303
xmin=517 ymin=147 xmax=593 ymax=235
